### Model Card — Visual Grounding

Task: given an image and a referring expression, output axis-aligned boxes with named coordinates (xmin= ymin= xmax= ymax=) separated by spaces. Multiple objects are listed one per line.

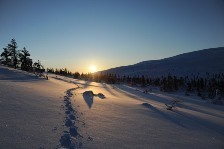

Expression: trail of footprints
xmin=57 ymin=88 xmax=83 ymax=149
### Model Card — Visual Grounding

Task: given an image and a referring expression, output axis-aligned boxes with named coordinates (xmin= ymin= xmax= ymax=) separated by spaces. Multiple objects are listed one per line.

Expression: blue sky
xmin=0 ymin=0 xmax=224 ymax=73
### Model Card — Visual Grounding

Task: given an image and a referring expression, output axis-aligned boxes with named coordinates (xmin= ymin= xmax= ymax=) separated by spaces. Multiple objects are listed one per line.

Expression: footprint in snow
xmin=65 ymin=110 xmax=71 ymax=115
xmin=65 ymin=118 xmax=73 ymax=127
xmin=58 ymin=88 xmax=83 ymax=149
xmin=69 ymin=114 xmax=76 ymax=120
xmin=59 ymin=133 xmax=72 ymax=148
xmin=87 ymin=136 xmax=93 ymax=141
xmin=67 ymin=105 xmax=74 ymax=112
xmin=69 ymin=126 xmax=79 ymax=137
xmin=65 ymin=100 xmax=71 ymax=105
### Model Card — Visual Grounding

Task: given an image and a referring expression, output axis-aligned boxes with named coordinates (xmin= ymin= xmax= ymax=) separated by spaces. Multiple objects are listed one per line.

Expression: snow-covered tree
xmin=33 ymin=60 xmax=45 ymax=76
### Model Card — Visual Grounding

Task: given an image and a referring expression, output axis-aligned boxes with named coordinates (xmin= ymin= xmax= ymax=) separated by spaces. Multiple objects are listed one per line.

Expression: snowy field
xmin=0 ymin=65 xmax=224 ymax=149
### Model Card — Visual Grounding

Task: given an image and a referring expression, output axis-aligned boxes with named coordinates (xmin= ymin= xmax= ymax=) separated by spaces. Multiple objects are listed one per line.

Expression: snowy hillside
xmin=1 ymin=65 xmax=224 ymax=148
xmin=99 ymin=47 xmax=224 ymax=77
xmin=0 ymin=65 xmax=76 ymax=148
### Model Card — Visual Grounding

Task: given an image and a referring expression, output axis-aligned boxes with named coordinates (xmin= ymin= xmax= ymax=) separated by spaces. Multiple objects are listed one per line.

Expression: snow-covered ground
xmin=1 ymin=65 xmax=224 ymax=148
xmin=0 ymin=65 xmax=75 ymax=148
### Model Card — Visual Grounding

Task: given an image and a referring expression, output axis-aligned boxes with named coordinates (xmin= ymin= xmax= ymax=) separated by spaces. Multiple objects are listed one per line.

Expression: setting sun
xmin=89 ymin=65 xmax=97 ymax=73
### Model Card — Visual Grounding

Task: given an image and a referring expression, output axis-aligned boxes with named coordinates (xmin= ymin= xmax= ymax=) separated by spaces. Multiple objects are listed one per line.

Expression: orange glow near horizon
xmin=89 ymin=65 xmax=97 ymax=73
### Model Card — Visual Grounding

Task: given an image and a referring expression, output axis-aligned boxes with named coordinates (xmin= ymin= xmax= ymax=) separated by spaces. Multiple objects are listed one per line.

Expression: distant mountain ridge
xmin=99 ymin=47 xmax=224 ymax=77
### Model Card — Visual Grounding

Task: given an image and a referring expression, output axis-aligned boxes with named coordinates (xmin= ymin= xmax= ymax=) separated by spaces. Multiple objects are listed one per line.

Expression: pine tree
xmin=33 ymin=60 xmax=44 ymax=75
xmin=1 ymin=47 xmax=11 ymax=65
xmin=141 ymin=75 xmax=146 ymax=87
xmin=74 ymin=72 xmax=80 ymax=79
xmin=7 ymin=39 xmax=18 ymax=68
xmin=19 ymin=47 xmax=32 ymax=71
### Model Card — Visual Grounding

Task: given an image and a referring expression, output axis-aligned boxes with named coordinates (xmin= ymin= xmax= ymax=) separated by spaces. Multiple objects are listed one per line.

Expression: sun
xmin=89 ymin=65 xmax=97 ymax=73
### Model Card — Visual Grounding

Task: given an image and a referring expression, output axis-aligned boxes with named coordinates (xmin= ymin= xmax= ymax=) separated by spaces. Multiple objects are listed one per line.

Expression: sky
xmin=0 ymin=0 xmax=224 ymax=73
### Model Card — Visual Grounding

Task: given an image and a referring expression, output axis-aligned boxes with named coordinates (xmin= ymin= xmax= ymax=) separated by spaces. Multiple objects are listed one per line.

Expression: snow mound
xmin=83 ymin=91 xmax=94 ymax=109
xmin=142 ymin=102 xmax=152 ymax=108
xmin=97 ymin=93 xmax=106 ymax=99
xmin=83 ymin=90 xmax=106 ymax=108
xmin=83 ymin=90 xmax=106 ymax=99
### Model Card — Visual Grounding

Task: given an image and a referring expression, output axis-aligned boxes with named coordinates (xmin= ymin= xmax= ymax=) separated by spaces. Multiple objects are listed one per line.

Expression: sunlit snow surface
xmin=0 ymin=65 xmax=224 ymax=149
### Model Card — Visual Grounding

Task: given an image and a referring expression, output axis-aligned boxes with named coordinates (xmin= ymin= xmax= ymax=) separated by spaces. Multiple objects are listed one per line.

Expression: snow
xmin=1 ymin=65 xmax=224 ymax=148
xmin=99 ymin=47 xmax=224 ymax=77
xmin=69 ymin=81 xmax=224 ymax=149
xmin=0 ymin=65 xmax=75 ymax=148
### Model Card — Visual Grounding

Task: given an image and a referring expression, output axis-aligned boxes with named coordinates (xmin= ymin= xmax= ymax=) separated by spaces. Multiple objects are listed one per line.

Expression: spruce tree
xmin=19 ymin=47 xmax=32 ymax=71
xmin=7 ymin=38 xmax=18 ymax=68
xmin=1 ymin=47 xmax=11 ymax=65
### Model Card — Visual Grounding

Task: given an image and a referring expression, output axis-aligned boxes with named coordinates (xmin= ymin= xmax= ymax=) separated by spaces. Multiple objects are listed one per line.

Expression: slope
xmin=49 ymin=75 xmax=224 ymax=149
xmin=0 ymin=65 xmax=75 ymax=148
xmin=100 ymin=47 xmax=224 ymax=77
xmin=1 ymin=66 xmax=224 ymax=148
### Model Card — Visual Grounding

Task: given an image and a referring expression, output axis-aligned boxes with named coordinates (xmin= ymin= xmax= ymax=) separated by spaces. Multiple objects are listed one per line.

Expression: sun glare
xmin=89 ymin=65 xmax=97 ymax=73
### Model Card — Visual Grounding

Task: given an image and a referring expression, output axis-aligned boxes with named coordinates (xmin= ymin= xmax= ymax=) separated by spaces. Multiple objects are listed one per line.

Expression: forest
xmin=0 ymin=39 xmax=44 ymax=76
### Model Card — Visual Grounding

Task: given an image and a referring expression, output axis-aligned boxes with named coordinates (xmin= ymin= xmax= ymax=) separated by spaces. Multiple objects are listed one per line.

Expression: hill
xmin=99 ymin=47 xmax=224 ymax=77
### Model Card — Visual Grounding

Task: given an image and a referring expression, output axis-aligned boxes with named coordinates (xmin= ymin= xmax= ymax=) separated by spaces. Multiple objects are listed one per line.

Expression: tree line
xmin=47 ymin=67 xmax=88 ymax=80
xmin=79 ymin=72 xmax=224 ymax=100
xmin=0 ymin=38 xmax=44 ymax=75
xmin=46 ymin=66 xmax=224 ymax=100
